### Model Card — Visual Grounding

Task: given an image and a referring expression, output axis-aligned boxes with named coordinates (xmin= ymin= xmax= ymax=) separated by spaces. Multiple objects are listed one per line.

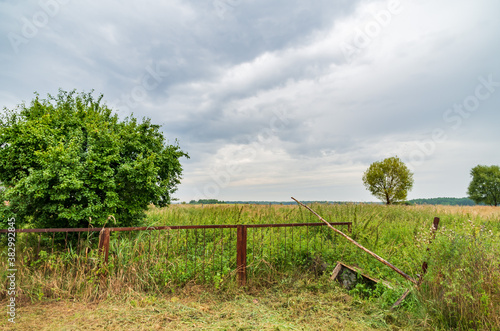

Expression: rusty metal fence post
xmin=236 ymin=225 xmax=247 ymax=286
xmin=98 ymin=228 xmax=110 ymax=263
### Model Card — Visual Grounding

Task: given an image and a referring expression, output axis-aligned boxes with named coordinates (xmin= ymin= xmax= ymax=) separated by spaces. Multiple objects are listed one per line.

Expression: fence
xmin=1 ymin=222 xmax=352 ymax=286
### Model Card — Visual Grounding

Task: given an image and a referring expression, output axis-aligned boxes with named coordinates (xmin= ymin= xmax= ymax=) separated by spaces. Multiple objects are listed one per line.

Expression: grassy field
xmin=1 ymin=203 xmax=499 ymax=330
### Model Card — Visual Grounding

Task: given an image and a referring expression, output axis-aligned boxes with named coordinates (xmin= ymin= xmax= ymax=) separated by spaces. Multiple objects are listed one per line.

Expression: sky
xmin=1 ymin=0 xmax=499 ymax=203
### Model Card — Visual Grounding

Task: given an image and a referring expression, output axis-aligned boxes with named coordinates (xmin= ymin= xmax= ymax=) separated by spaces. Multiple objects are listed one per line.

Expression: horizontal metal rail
xmin=0 ymin=222 xmax=352 ymax=233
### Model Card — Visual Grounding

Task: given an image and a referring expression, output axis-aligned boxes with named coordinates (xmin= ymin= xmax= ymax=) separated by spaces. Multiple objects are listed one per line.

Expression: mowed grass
xmin=1 ymin=203 xmax=499 ymax=330
xmin=3 ymin=278 xmax=424 ymax=331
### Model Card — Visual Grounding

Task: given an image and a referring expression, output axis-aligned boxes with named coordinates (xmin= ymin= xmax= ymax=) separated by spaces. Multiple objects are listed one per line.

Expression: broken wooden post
xmin=236 ymin=225 xmax=247 ymax=286
xmin=291 ymin=197 xmax=418 ymax=285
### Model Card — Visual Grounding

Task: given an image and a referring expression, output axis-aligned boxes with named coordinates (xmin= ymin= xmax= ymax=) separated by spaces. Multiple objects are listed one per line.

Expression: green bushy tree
xmin=467 ymin=165 xmax=500 ymax=206
xmin=362 ymin=156 xmax=414 ymax=205
xmin=0 ymin=90 xmax=188 ymax=228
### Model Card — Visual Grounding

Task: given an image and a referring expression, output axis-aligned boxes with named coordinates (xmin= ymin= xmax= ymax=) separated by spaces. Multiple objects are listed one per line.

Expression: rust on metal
xmin=98 ymin=228 xmax=110 ymax=263
xmin=236 ymin=225 xmax=247 ymax=286
xmin=0 ymin=222 xmax=352 ymax=233
xmin=331 ymin=261 xmax=394 ymax=290
xmin=247 ymin=222 xmax=352 ymax=228
xmin=1 ymin=216 xmax=352 ymax=287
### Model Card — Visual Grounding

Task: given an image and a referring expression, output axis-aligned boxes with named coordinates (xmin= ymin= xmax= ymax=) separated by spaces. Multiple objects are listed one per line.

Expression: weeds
xmin=0 ymin=203 xmax=499 ymax=329
xmin=419 ymin=218 xmax=500 ymax=329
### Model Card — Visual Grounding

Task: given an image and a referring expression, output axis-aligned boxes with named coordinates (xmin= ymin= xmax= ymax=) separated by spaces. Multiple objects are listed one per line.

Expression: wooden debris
xmin=290 ymin=198 xmax=443 ymax=309
xmin=390 ymin=288 xmax=411 ymax=310
xmin=331 ymin=261 xmax=394 ymax=290
xmin=291 ymin=197 xmax=418 ymax=285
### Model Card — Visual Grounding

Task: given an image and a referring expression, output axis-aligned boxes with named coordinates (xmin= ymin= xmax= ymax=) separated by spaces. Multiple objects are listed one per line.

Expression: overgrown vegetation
xmin=1 ymin=204 xmax=499 ymax=329
xmin=0 ymin=90 xmax=188 ymax=228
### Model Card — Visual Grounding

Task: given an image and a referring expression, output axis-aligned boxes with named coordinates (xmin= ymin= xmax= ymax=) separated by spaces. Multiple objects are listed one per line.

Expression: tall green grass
xmin=1 ymin=203 xmax=499 ymax=329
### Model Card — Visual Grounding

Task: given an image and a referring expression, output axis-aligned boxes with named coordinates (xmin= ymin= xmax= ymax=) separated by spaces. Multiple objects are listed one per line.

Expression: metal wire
xmin=4 ymin=222 xmax=351 ymax=285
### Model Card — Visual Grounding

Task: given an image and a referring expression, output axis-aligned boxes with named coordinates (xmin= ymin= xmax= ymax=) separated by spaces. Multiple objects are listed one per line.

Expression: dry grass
xmin=420 ymin=204 xmax=500 ymax=219
xmin=1 ymin=281 xmax=424 ymax=331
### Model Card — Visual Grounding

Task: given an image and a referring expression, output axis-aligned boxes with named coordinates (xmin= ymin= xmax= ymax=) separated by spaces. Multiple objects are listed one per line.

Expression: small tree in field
xmin=0 ymin=90 xmax=189 ymax=228
xmin=362 ymin=156 xmax=414 ymax=205
xmin=467 ymin=165 xmax=500 ymax=206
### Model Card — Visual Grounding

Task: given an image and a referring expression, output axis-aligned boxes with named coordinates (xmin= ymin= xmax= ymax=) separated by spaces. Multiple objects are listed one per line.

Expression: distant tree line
xmin=189 ymin=199 xmax=225 ymax=204
xmin=408 ymin=197 xmax=481 ymax=206
xmin=186 ymin=198 xmax=485 ymax=206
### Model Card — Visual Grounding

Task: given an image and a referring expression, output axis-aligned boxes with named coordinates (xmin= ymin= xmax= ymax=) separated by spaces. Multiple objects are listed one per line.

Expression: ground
xmin=0 ymin=283 xmax=422 ymax=330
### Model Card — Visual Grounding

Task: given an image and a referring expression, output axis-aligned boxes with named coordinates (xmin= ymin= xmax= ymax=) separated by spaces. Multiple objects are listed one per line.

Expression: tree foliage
xmin=467 ymin=165 xmax=500 ymax=206
xmin=0 ymin=90 xmax=188 ymax=228
xmin=362 ymin=156 xmax=414 ymax=205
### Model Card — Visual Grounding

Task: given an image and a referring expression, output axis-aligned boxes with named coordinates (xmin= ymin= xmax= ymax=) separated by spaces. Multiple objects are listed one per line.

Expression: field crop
xmin=1 ymin=203 xmax=499 ymax=330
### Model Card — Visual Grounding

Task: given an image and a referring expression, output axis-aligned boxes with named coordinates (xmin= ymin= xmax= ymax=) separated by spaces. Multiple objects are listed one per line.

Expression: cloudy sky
xmin=1 ymin=0 xmax=499 ymax=202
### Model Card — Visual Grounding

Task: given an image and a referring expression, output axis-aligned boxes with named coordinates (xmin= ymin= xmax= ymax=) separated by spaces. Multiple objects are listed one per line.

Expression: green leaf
xmin=0 ymin=89 xmax=189 ymax=228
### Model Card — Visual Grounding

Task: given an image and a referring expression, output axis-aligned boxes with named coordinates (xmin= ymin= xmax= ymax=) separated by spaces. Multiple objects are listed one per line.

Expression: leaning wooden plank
xmin=391 ymin=288 xmax=411 ymax=310
xmin=291 ymin=197 xmax=417 ymax=285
